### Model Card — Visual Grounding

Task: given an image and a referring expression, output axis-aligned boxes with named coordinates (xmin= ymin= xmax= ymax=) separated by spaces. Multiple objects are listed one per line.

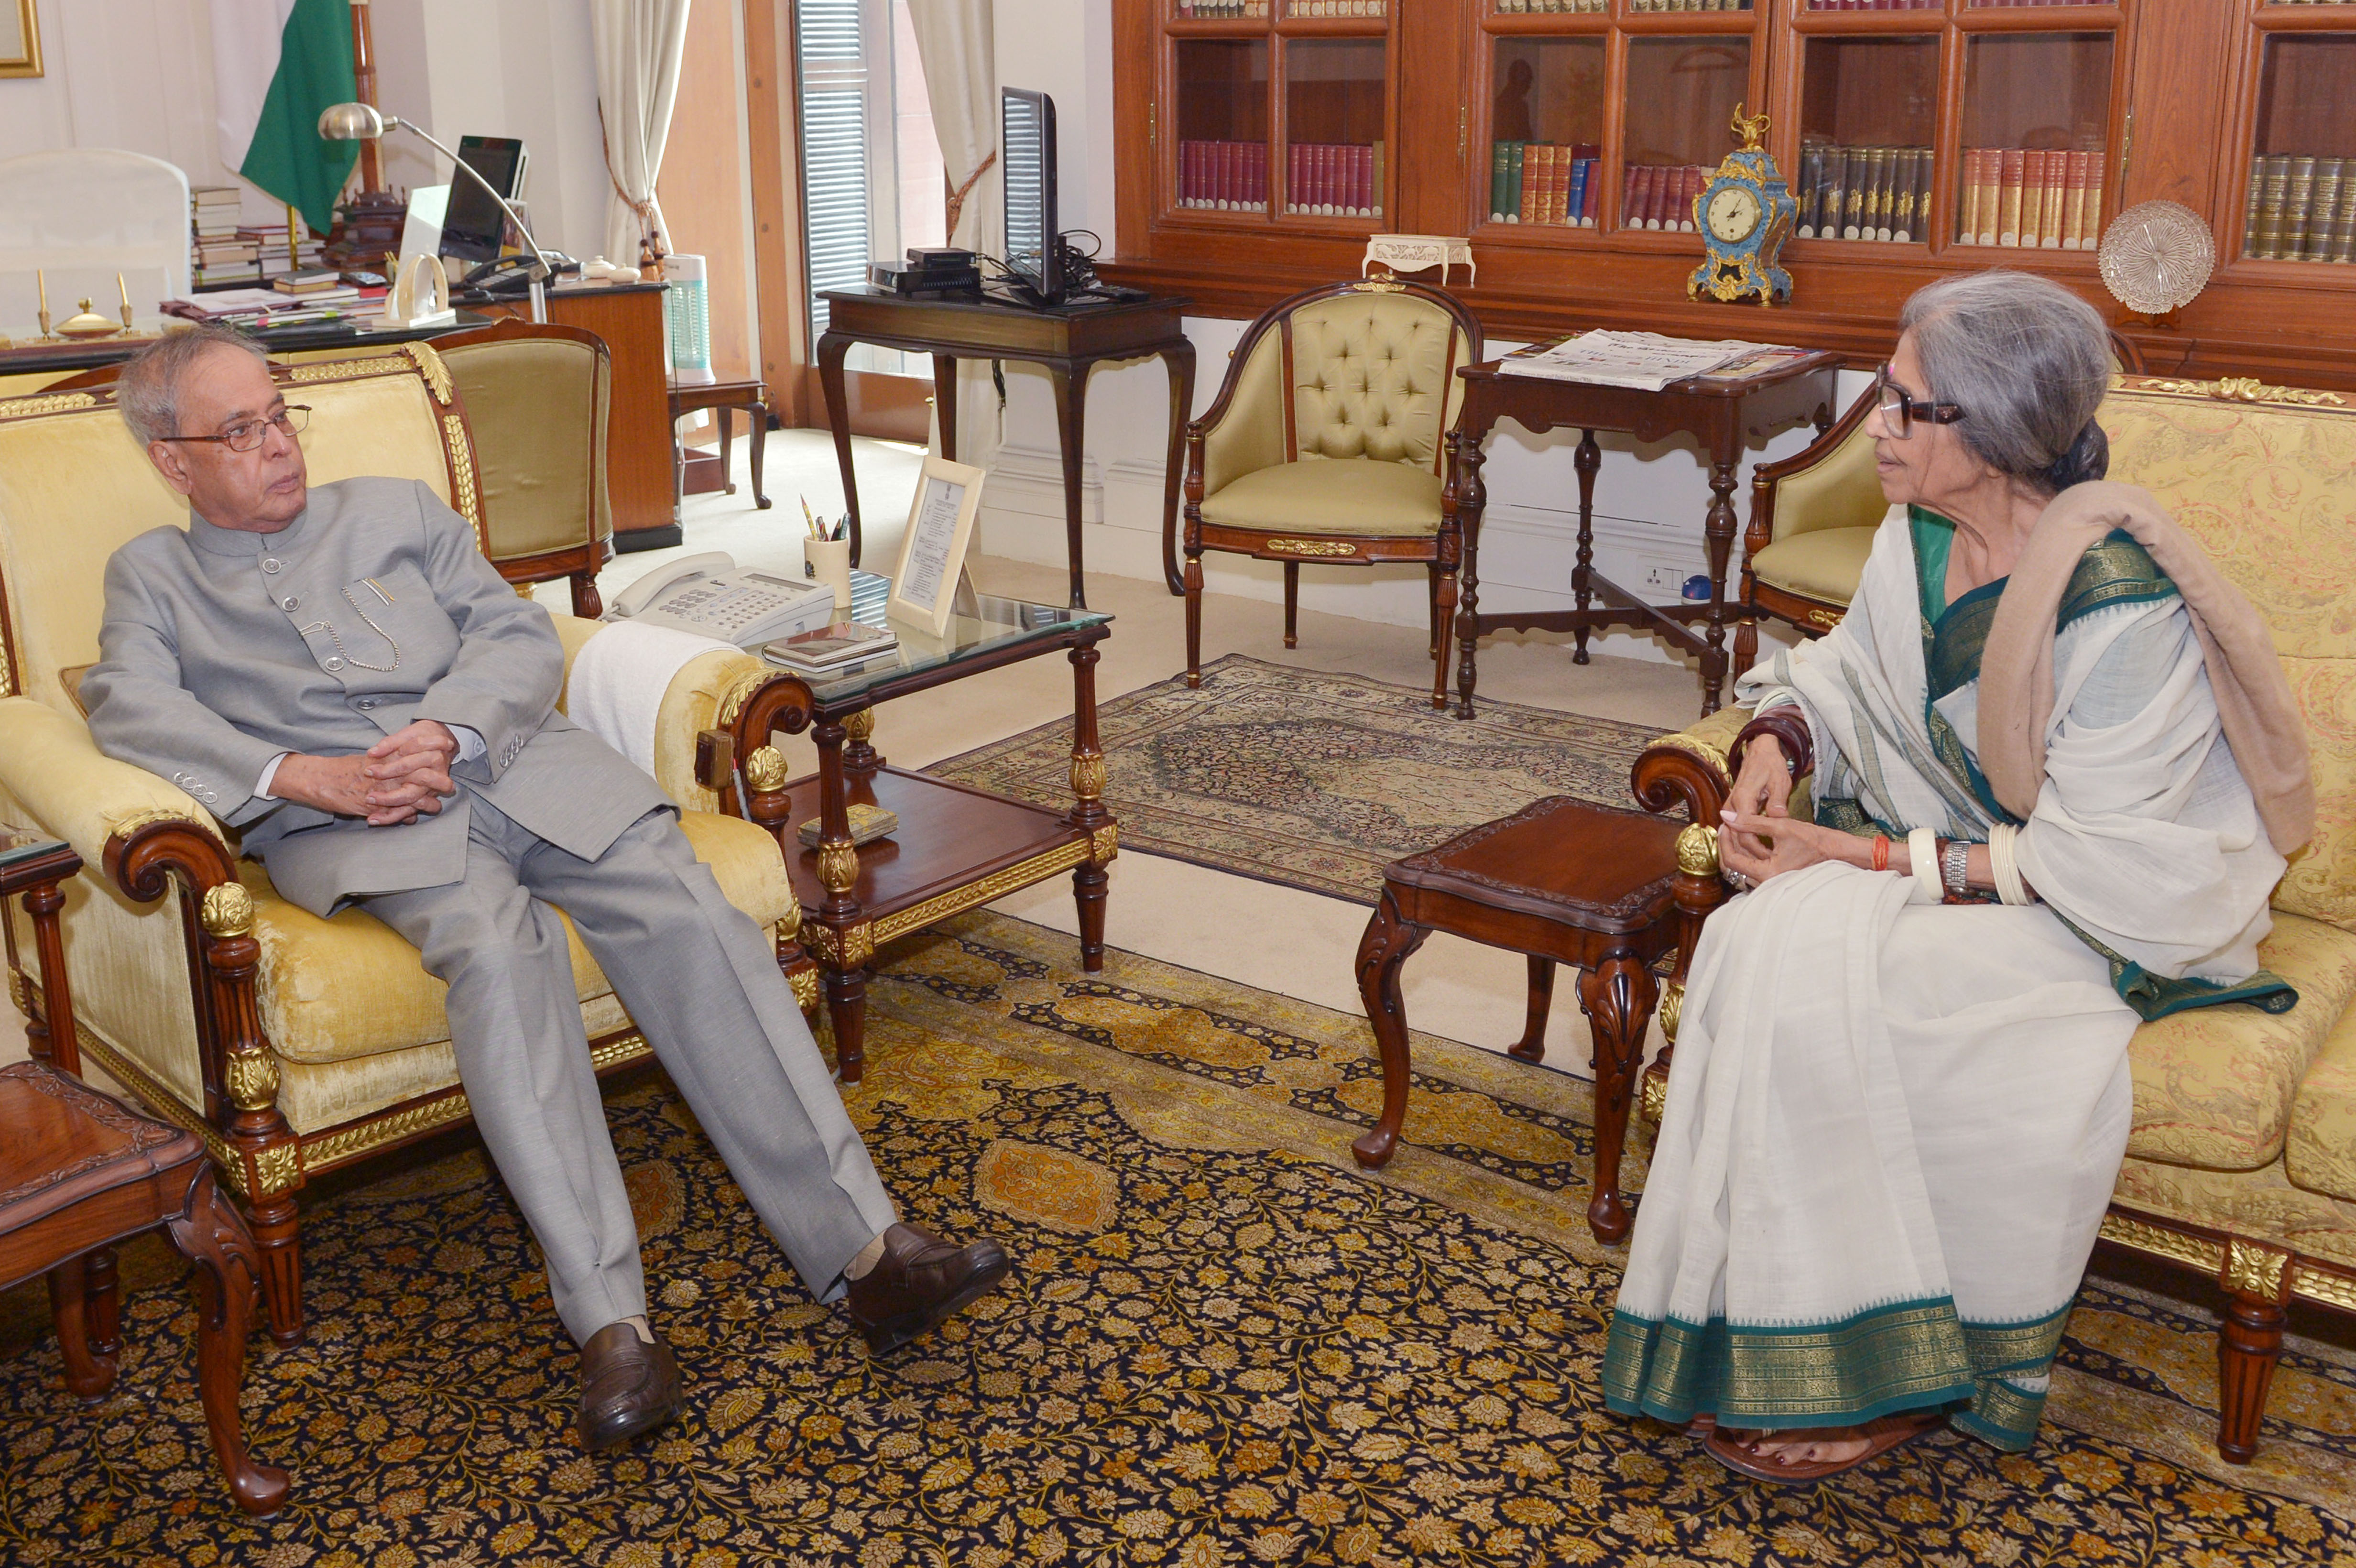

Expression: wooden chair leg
xmin=46 ymin=1256 xmax=118 ymax=1403
xmin=1430 ymin=567 xmax=1457 ymax=710
xmin=2219 ymin=1287 xmax=2286 ymax=1463
xmin=570 ymin=570 xmax=605 ymax=620
xmin=1734 ymin=616 xmax=1759 ymax=681
xmin=826 ymin=966 xmax=869 ymax=1084
xmin=1184 ymin=546 xmax=1206 ymax=688
xmin=1510 ymin=957 xmax=1552 ymax=1063
xmin=1073 ymin=862 xmax=1109 ymax=973
xmin=166 ymin=1165 xmax=289 ymax=1516
xmin=1283 ymin=560 xmax=1300 ymax=649
xmin=242 ymin=1188 xmax=304 ymax=1348
xmin=1427 ymin=563 xmax=1442 ymax=657
xmin=1352 ymin=889 xmax=1428 ymax=1170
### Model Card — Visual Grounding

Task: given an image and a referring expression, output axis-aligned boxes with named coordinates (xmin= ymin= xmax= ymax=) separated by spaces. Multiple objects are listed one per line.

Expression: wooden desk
xmin=470 ymin=282 xmax=678 ymax=552
xmin=815 ymin=287 xmax=1195 ymax=608
xmin=1449 ymin=353 xmax=1840 ymax=719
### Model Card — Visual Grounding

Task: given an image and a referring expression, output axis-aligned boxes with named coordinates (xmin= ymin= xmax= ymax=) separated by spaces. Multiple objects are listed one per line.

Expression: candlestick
xmin=117 ymin=271 xmax=133 ymax=331
xmin=36 ymin=268 xmax=50 ymax=339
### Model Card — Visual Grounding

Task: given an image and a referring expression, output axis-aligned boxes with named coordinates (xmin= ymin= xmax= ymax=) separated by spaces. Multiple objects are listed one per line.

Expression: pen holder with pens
xmin=806 ymin=536 xmax=853 ymax=609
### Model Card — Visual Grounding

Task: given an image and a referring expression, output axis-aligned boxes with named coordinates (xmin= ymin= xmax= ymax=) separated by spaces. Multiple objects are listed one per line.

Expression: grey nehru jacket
xmin=83 ymin=476 xmax=668 ymax=916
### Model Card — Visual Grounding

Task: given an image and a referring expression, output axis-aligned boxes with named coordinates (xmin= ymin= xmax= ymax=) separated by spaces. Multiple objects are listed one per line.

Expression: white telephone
xmin=606 ymin=552 xmax=838 ymax=645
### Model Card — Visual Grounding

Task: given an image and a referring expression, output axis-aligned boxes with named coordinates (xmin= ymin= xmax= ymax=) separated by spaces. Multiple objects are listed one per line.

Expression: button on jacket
xmin=83 ymin=477 xmax=669 ymax=916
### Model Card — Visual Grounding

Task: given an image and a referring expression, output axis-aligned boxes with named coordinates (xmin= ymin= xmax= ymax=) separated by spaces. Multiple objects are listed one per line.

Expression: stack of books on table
xmin=1286 ymin=142 xmax=1383 ymax=218
xmin=1178 ymin=141 xmax=1268 ymax=211
xmin=761 ymin=621 xmax=900 ymax=674
xmin=159 ymin=286 xmax=379 ymax=330
xmin=1489 ymin=143 xmax=1601 ymax=228
xmin=1794 ymin=146 xmax=1934 ymax=244
xmin=1621 ymin=165 xmax=1709 ymax=233
xmin=1954 ymin=147 xmax=2106 ymax=250
xmin=190 ymin=186 xmax=256 ymax=286
xmin=2242 ymin=154 xmax=2356 ymax=263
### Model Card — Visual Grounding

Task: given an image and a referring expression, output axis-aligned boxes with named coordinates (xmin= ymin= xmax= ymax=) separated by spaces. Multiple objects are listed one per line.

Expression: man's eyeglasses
xmin=1873 ymin=367 xmax=1964 ymax=440
xmin=156 ymin=405 xmax=310 ymax=454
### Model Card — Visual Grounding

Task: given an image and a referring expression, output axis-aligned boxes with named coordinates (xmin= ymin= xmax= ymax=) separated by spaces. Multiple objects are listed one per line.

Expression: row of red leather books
xmin=1957 ymin=147 xmax=2106 ymax=250
xmin=1283 ymin=143 xmax=1382 ymax=218
xmin=1177 ymin=141 xmax=1268 ymax=210
xmin=1622 ymin=164 xmax=1709 ymax=233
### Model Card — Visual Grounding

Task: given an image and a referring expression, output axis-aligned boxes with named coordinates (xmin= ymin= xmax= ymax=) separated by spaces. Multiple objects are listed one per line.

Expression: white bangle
xmin=1908 ymin=828 xmax=1942 ymax=905
xmin=1989 ymin=822 xmax=2031 ymax=906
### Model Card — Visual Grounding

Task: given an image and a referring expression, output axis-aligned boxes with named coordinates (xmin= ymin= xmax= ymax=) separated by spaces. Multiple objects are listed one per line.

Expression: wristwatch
xmin=1942 ymin=839 xmax=1971 ymax=902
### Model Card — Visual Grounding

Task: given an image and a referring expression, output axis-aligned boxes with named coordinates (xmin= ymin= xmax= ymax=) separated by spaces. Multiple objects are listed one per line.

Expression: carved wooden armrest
xmin=1630 ymin=702 xmax=1750 ymax=831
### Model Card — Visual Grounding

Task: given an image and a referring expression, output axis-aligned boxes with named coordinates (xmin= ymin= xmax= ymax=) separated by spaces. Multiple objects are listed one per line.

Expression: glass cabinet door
xmin=1174 ymin=40 xmax=1272 ymax=214
xmin=1487 ymin=37 xmax=1607 ymax=227
xmin=1621 ymin=37 xmax=1753 ymax=234
xmin=1958 ymin=31 xmax=2116 ymax=252
xmin=1793 ymin=34 xmax=1939 ymax=245
xmin=2243 ymin=32 xmax=2356 ymax=263
xmin=1283 ymin=38 xmax=1387 ymax=220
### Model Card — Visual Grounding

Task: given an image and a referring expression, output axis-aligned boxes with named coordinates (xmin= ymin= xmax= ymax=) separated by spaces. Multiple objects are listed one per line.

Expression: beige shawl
xmin=1979 ymin=481 xmax=2314 ymax=854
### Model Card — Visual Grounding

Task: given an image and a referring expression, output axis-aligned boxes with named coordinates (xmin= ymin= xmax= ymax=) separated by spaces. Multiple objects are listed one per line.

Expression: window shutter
xmin=798 ymin=0 xmax=870 ymax=341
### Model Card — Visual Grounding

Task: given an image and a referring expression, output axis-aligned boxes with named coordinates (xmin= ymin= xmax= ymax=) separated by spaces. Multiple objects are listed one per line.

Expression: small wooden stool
xmin=668 ymin=375 xmax=772 ymax=512
xmin=0 ymin=826 xmax=286 ymax=1515
xmin=1353 ymin=795 xmax=1721 ymax=1243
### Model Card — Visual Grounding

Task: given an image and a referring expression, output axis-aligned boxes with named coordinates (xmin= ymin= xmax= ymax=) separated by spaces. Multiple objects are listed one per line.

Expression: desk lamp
xmin=317 ymin=102 xmax=551 ymax=324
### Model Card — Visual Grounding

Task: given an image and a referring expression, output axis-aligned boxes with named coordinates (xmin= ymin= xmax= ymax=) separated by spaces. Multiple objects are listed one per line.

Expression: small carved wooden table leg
xmin=811 ymin=716 xmax=873 ymax=1082
xmin=1510 ymin=957 xmax=1552 ymax=1063
xmin=1068 ymin=642 xmax=1112 ymax=972
xmin=165 ymin=1162 xmax=290 ymax=1516
xmin=1578 ymin=948 xmax=1658 ymax=1245
xmin=1352 ymin=890 xmax=1428 ymax=1170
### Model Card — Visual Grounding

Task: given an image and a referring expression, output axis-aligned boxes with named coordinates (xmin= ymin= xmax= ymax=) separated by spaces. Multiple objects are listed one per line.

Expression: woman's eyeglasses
xmin=156 ymin=405 xmax=311 ymax=454
xmin=1873 ymin=367 xmax=1964 ymax=439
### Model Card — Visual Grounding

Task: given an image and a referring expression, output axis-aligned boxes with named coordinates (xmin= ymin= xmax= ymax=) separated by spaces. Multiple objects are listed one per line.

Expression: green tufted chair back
xmin=1284 ymin=289 xmax=1474 ymax=474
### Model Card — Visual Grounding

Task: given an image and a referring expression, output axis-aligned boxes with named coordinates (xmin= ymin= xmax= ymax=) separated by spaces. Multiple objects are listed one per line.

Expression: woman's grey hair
xmin=1900 ymin=269 xmax=2111 ymax=492
xmin=117 ymin=324 xmax=270 ymax=447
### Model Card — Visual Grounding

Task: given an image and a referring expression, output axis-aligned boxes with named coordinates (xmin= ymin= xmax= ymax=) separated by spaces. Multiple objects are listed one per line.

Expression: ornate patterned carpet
xmin=930 ymin=654 xmax=1661 ymax=903
xmin=5 ymin=912 xmax=2356 ymax=1565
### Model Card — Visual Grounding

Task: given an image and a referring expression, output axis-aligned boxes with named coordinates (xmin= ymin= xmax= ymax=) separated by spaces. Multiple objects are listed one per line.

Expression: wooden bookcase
xmin=1106 ymin=0 xmax=2356 ymax=391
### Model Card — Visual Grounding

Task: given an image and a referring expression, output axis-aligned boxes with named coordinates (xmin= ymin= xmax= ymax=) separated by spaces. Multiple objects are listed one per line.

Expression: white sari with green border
xmin=1602 ymin=504 xmax=2286 ymax=1450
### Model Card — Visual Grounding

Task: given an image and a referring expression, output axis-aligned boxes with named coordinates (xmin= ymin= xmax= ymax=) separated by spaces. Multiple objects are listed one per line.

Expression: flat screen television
xmin=437 ymin=134 xmax=529 ymax=264
xmin=1001 ymin=88 xmax=1060 ymax=303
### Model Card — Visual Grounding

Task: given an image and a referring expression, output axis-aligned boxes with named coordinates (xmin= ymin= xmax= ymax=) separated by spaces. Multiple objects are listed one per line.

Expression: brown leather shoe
xmin=578 ymin=1322 xmax=681 ymax=1452
xmin=845 ymin=1223 xmax=1012 ymax=1354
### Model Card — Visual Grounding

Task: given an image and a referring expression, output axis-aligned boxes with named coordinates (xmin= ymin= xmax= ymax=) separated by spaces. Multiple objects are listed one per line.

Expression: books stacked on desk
xmin=190 ymin=186 xmax=255 ymax=286
xmin=1621 ymin=164 xmax=1708 ymax=232
xmin=1489 ymin=143 xmax=1601 ymax=227
xmin=1286 ymin=143 xmax=1383 ymax=218
xmin=762 ymin=621 xmax=900 ymax=674
xmin=1952 ymin=147 xmax=2105 ymax=250
xmin=1793 ymin=145 xmax=1933 ymax=244
xmin=2242 ymin=154 xmax=2356 ymax=263
xmin=1178 ymin=141 xmax=1267 ymax=211
xmin=1500 ymin=330 xmax=1800 ymax=392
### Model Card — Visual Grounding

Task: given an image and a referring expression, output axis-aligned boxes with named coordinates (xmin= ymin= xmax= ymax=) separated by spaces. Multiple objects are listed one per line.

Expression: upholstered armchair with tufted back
xmin=1182 ymin=278 xmax=1481 ymax=707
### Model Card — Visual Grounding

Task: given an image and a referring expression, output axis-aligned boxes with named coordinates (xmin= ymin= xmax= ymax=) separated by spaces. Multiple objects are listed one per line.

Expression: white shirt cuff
xmin=448 ymin=724 xmax=487 ymax=763
xmin=255 ymin=751 xmax=290 ymax=800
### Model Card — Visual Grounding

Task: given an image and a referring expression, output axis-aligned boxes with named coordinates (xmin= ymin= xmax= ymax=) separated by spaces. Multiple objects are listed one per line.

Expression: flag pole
xmin=287 ymin=204 xmax=302 ymax=275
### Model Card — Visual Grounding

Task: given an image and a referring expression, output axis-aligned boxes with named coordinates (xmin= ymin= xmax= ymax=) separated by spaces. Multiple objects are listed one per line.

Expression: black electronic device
xmin=905 ymin=246 xmax=978 ymax=276
xmin=458 ymin=250 xmax=580 ymax=297
xmin=1002 ymin=88 xmax=1062 ymax=304
xmin=869 ymin=261 xmax=981 ymax=297
xmin=437 ymin=134 xmax=528 ymax=264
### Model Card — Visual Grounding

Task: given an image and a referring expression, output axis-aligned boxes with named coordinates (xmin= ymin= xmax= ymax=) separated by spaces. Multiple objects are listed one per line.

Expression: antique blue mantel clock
xmin=1689 ymin=106 xmax=1795 ymax=307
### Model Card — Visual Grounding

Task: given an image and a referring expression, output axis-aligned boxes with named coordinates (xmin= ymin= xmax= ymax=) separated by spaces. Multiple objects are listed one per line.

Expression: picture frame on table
xmin=0 ymin=0 xmax=39 ymax=78
xmin=886 ymin=454 xmax=986 ymax=638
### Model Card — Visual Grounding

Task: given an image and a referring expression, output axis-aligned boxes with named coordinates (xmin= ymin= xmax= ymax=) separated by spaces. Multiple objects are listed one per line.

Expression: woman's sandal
xmin=1703 ymin=1411 xmax=1946 ymax=1485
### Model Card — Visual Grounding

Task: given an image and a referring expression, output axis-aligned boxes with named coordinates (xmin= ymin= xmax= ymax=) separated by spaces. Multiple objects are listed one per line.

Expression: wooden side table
xmin=1449 ymin=353 xmax=1841 ymax=719
xmin=0 ymin=827 xmax=286 ymax=1515
xmin=1352 ymin=796 xmax=1722 ymax=1244
xmin=669 ymin=376 xmax=772 ymax=513
xmin=815 ymin=286 xmax=1196 ymax=608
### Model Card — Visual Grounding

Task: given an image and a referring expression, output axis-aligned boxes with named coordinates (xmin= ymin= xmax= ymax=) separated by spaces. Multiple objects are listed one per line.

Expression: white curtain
xmin=905 ymin=0 xmax=999 ymax=455
xmin=592 ymin=0 xmax=694 ymax=267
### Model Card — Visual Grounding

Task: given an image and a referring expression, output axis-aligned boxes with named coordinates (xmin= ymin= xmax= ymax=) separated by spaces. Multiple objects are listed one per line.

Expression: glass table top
xmin=765 ymin=572 xmax=1111 ymax=704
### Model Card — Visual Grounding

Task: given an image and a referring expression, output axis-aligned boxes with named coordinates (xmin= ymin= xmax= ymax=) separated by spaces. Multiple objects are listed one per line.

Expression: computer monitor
xmin=1001 ymin=89 xmax=1059 ymax=303
xmin=437 ymin=135 xmax=529 ymax=264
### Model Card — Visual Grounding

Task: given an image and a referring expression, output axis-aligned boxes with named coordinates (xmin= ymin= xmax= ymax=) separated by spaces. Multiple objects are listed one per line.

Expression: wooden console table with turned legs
xmin=1446 ymin=352 xmax=1840 ymax=721
xmin=700 ymin=594 xmax=1118 ymax=1081
xmin=1351 ymin=797 xmax=1725 ymax=1244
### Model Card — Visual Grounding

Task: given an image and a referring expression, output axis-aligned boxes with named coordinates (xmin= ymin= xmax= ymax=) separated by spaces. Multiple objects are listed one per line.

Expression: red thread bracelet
xmin=1872 ymin=834 xmax=1891 ymax=873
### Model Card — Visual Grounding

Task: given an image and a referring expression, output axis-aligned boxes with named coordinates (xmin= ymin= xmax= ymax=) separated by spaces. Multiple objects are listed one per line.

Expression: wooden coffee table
xmin=708 ymin=591 xmax=1116 ymax=1083
xmin=1352 ymin=796 xmax=1723 ymax=1243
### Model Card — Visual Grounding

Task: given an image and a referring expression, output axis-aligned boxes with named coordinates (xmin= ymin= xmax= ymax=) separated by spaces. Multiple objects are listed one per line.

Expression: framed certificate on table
xmin=887 ymin=455 xmax=986 ymax=637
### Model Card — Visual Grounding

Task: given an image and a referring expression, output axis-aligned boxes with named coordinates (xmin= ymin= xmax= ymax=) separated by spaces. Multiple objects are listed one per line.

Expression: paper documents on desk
xmin=1498 ymin=330 xmax=1799 ymax=392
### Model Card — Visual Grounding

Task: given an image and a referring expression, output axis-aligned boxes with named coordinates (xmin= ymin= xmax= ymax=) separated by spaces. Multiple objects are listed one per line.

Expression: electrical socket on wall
xmin=1638 ymin=564 xmax=1685 ymax=594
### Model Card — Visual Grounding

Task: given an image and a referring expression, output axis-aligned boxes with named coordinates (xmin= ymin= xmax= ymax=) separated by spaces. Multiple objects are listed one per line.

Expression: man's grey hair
xmin=1899 ymin=269 xmax=2111 ymax=492
xmin=117 ymin=324 xmax=270 ymax=447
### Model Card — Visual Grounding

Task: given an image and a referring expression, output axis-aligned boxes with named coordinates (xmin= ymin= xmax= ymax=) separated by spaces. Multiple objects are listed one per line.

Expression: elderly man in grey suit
xmin=85 ymin=325 xmax=1009 ymax=1452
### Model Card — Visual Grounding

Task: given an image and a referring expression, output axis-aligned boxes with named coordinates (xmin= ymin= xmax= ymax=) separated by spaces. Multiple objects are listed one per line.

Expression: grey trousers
xmin=362 ymin=798 xmax=898 ymax=1343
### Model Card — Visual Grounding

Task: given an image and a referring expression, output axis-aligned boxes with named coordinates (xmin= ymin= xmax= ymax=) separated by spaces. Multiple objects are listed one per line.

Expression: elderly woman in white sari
xmin=1601 ymin=270 xmax=2314 ymax=1483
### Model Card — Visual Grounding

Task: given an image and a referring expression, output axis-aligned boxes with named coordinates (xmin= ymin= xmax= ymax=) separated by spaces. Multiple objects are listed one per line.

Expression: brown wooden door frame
xmin=745 ymin=0 xmax=936 ymax=444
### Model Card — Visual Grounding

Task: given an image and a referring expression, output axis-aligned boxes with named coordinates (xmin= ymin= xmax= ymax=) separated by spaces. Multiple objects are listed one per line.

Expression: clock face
xmin=1705 ymin=184 xmax=1763 ymax=244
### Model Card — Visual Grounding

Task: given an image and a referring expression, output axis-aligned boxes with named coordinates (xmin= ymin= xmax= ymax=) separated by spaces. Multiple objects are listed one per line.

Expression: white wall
xmin=975 ymin=1 xmax=1849 ymax=665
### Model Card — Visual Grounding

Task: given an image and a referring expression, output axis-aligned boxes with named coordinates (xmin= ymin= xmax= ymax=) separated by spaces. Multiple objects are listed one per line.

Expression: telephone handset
xmin=460 ymin=250 xmax=581 ymax=295
xmin=607 ymin=552 xmax=837 ymax=646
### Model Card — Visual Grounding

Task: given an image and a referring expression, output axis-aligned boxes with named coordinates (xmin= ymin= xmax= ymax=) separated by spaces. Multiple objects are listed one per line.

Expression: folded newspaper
xmin=1499 ymin=330 xmax=1804 ymax=392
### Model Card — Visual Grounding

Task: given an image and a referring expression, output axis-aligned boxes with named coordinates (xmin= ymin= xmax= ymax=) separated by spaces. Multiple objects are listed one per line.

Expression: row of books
xmin=1623 ymin=165 xmax=1709 ymax=232
xmin=1283 ymin=0 xmax=1384 ymax=14
xmin=1283 ymin=143 xmax=1383 ymax=217
xmin=1624 ymin=0 xmax=1751 ymax=10
xmin=1805 ymin=0 xmax=1939 ymax=9
xmin=1178 ymin=140 xmax=1268 ymax=209
xmin=1793 ymin=146 xmax=1932 ymax=244
xmin=1171 ymin=1 xmax=1265 ymax=15
xmin=1492 ymin=0 xmax=1606 ymax=11
xmin=2244 ymin=154 xmax=2356 ymax=264
xmin=1957 ymin=147 xmax=2106 ymax=250
xmin=1489 ymin=143 xmax=1602 ymax=227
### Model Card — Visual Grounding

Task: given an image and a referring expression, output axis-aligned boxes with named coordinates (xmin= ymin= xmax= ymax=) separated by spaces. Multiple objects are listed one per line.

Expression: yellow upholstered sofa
xmin=0 ymin=345 xmax=804 ymax=1345
xmin=1634 ymin=373 xmax=2356 ymax=1463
